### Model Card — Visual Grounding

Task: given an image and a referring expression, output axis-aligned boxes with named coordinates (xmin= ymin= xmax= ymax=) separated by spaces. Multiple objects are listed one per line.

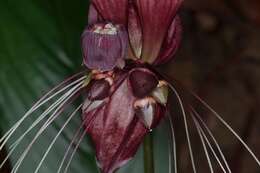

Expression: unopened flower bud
xmin=129 ymin=68 xmax=158 ymax=98
xmin=87 ymin=79 xmax=111 ymax=101
xmin=82 ymin=23 xmax=128 ymax=71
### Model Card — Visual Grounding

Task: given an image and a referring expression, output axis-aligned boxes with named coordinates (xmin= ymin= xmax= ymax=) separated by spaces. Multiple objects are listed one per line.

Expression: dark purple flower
xmin=82 ymin=68 xmax=167 ymax=173
xmin=80 ymin=0 xmax=181 ymax=172
xmin=2 ymin=1 xmax=260 ymax=173
xmin=88 ymin=0 xmax=183 ymax=65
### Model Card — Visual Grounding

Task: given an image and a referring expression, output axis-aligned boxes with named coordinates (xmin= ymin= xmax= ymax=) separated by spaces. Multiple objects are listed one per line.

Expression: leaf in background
xmin=0 ymin=0 xmax=98 ymax=172
xmin=0 ymin=0 xmax=170 ymax=172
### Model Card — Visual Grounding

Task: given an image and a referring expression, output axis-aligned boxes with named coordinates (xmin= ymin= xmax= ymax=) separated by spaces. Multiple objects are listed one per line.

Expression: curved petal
xmin=129 ymin=68 xmax=158 ymax=98
xmin=83 ymin=76 xmax=148 ymax=173
xmin=92 ymin=0 xmax=128 ymax=25
xmin=82 ymin=68 xmax=166 ymax=173
xmin=128 ymin=2 xmax=142 ymax=59
xmin=154 ymin=16 xmax=182 ymax=65
xmin=88 ymin=3 xmax=103 ymax=25
xmin=135 ymin=0 xmax=183 ymax=64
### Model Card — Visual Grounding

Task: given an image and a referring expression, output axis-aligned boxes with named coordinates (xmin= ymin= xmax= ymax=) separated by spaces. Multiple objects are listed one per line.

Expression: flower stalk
xmin=143 ymin=134 xmax=155 ymax=173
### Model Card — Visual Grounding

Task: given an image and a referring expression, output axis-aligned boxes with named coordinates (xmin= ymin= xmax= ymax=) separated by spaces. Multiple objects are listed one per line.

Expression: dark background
xmin=1 ymin=0 xmax=260 ymax=172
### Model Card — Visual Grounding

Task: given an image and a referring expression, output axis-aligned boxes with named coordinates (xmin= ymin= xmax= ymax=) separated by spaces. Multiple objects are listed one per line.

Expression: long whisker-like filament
xmin=12 ymin=84 xmax=83 ymax=172
xmin=10 ymin=78 xmax=84 ymax=150
xmin=191 ymin=94 xmax=260 ymax=167
xmin=191 ymin=107 xmax=231 ymax=173
xmin=0 ymin=72 xmax=84 ymax=144
xmin=167 ymin=113 xmax=177 ymax=173
xmin=34 ymin=104 xmax=82 ymax=173
xmin=57 ymin=121 xmax=85 ymax=173
xmin=169 ymin=85 xmax=197 ymax=173
xmin=191 ymin=112 xmax=214 ymax=173
xmin=0 ymin=79 xmax=85 ymax=169
xmin=57 ymin=102 xmax=94 ymax=173
xmin=0 ymin=75 xmax=86 ymax=152
xmin=63 ymin=129 xmax=88 ymax=173
xmin=11 ymin=82 xmax=84 ymax=173
xmin=191 ymin=112 xmax=227 ymax=173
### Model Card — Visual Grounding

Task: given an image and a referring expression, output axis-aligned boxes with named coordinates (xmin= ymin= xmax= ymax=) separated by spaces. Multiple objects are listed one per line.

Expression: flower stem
xmin=143 ymin=133 xmax=155 ymax=173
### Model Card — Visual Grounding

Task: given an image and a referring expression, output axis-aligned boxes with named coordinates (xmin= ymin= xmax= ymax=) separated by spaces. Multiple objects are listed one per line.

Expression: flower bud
xmin=87 ymin=79 xmax=111 ymax=101
xmin=129 ymin=68 xmax=158 ymax=98
xmin=82 ymin=23 xmax=128 ymax=71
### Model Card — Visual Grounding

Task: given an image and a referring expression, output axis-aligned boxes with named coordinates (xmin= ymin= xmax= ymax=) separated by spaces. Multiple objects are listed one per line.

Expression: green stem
xmin=143 ymin=134 xmax=155 ymax=173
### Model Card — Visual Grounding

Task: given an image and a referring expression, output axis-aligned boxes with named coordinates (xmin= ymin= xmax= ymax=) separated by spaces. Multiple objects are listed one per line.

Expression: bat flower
xmin=1 ymin=0 xmax=260 ymax=173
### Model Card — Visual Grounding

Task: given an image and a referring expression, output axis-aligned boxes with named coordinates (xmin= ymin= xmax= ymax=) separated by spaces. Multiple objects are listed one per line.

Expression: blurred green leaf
xmin=0 ymin=0 xmax=98 ymax=172
xmin=0 ymin=0 xmax=170 ymax=172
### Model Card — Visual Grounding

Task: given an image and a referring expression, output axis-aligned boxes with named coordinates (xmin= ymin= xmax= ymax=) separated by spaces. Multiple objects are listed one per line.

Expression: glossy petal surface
xmin=82 ymin=68 xmax=165 ymax=173
xmin=135 ymin=0 xmax=182 ymax=63
xmin=155 ymin=16 xmax=182 ymax=65
xmin=129 ymin=68 xmax=158 ymax=98
xmin=92 ymin=0 xmax=128 ymax=24
xmin=128 ymin=3 xmax=142 ymax=59
xmin=88 ymin=3 xmax=102 ymax=25
xmin=83 ymin=75 xmax=147 ymax=173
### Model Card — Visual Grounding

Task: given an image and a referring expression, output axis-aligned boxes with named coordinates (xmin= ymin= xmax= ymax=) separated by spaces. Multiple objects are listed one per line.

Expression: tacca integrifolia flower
xmin=1 ymin=1 xmax=260 ymax=173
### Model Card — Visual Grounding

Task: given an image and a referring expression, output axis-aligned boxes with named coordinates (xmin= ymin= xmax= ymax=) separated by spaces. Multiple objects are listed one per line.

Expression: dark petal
xmin=83 ymin=78 xmax=148 ymax=173
xmin=128 ymin=2 xmax=142 ymax=59
xmin=92 ymin=0 xmax=128 ymax=25
xmin=134 ymin=98 xmax=165 ymax=129
xmin=154 ymin=16 xmax=182 ymax=65
xmin=88 ymin=3 xmax=102 ymax=25
xmin=129 ymin=68 xmax=158 ymax=98
xmin=87 ymin=79 xmax=110 ymax=100
xmin=118 ymin=27 xmax=129 ymax=63
xmin=134 ymin=0 xmax=183 ymax=64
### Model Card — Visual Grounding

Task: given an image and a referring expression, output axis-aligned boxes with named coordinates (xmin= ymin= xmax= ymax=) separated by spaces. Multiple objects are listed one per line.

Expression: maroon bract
xmin=82 ymin=68 xmax=166 ymax=173
xmin=90 ymin=0 xmax=183 ymax=65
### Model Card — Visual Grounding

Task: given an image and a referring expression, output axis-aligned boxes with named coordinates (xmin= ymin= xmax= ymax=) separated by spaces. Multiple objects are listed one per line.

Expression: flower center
xmin=92 ymin=23 xmax=118 ymax=35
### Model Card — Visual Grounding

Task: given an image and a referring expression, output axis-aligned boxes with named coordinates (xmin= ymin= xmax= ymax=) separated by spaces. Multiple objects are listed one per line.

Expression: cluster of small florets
xmin=92 ymin=23 xmax=118 ymax=35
